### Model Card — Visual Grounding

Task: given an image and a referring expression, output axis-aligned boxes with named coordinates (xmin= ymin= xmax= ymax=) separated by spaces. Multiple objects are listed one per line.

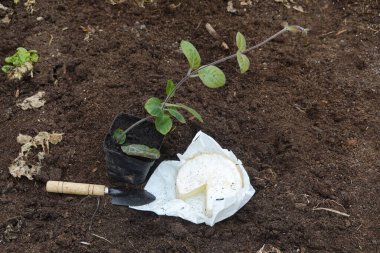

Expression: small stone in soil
xmin=64 ymin=197 xmax=75 ymax=202
xmin=63 ymin=211 xmax=70 ymax=218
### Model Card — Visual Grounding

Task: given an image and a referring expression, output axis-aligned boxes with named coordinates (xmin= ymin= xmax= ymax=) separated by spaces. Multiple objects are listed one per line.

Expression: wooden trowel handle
xmin=46 ymin=181 xmax=106 ymax=196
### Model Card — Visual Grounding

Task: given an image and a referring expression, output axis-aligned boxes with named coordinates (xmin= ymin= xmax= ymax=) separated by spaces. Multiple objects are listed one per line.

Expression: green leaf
xmin=282 ymin=23 xmax=309 ymax=35
xmin=180 ymin=40 xmax=201 ymax=70
xmin=5 ymin=56 xmax=12 ymax=64
xmin=5 ymin=55 xmax=17 ymax=64
xmin=198 ymin=66 xmax=226 ymax=88
xmin=165 ymin=79 xmax=175 ymax=96
xmin=121 ymin=144 xmax=160 ymax=159
xmin=1 ymin=65 xmax=13 ymax=73
xmin=30 ymin=52 xmax=39 ymax=63
xmin=16 ymin=47 xmax=28 ymax=54
xmin=144 ymin=97 xmax=163 ymax=117
xmin=167 ymin=108 xmax=186 ymax=123
xmin=112 ymin=128 xmax=126 ymax=145
xmin=236 ymin=32 xmax=247 ymax=51
xmin=236 ymin=51 xmax=250 ymax=74
xmin=286 ymin=25 xmax=300 ymax=33
xmin=167 ymin=103 xmax=203 ymax=123
xmin=179 ymin=104 xmax=203 ymax=123
xmin=155 ymin=113 xmax=173 ymax=135
xmin=4 ymin=48 xmax=39 ymax=67
xmin=15 ymin=48 xmax=29 ymax=63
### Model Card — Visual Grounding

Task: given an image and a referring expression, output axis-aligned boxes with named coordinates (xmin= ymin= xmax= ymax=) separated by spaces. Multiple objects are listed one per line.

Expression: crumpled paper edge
xmin=131 ymin=131 xmax=255 ymax=226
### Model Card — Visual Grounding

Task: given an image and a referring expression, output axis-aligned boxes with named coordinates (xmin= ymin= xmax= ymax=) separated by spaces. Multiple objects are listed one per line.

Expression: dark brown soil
xmin=1 ymin=0 xmax=379 ymax=252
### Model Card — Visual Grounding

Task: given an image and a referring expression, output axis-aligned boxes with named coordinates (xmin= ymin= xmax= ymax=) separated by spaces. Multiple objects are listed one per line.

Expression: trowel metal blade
xmin=109 ymin=188 xmax=156 ymax=206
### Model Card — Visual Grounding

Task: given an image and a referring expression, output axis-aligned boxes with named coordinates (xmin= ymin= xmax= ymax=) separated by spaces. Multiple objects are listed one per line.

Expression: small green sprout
xmin=2 ymin=47 xmax=39 ymax=80
xmin=113 ymin=23 xmax=308 ymax=159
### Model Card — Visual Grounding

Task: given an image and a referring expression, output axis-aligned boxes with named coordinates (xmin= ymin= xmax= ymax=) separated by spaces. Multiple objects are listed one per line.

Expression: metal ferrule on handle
xmin=46 ymin=181 xmax=106 ymax=196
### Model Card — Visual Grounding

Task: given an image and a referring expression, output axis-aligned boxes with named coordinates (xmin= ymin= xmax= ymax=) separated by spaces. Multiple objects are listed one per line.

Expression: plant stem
xmin=195 ymin=27 xmax=288 ymax=73
xmin=161 ymin=26 xmax=290 ymax=105
xmin=166 ymin=26 xmax=296 ymax=105
xmin=123 ymin=116 xmax=152 ymax=134
xmin=122 ymin=25 xmax=305 ymax=135
xmin=161 ymin=68 xmax=192 ymax=108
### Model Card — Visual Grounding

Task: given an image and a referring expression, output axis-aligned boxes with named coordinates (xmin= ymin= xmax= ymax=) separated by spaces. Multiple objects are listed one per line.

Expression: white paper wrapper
xmin=130 ymin=131 xmax=255 ymax=226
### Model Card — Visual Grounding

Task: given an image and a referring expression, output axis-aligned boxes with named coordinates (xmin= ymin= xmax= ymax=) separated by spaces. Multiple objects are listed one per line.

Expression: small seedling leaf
xmin=30 ymin=52 xmax=39 ymax=63
xmin=286 ymin=25 xmax=300 ymax=33
xmin=180 ymin=40 xmax=201 ymax=70
xmin=112 ymin=128 xmax=126 ymax=145
xmin=165 ymin=79 xmax=175 ymax=96
xmin=167 ymin=103 xmax=203 ymax=123
xmin=284 ymin=24 xmax=309 ymax=35
xmin=5 ymin=54 xmax=19 ymax=65
xmin=155 ymin=113 xmax=173 ymax=135
xmin=121 ymin=144 xmax=160 ymax=159
xmin=179 ymin=104 xmax=203 ymax=122
xmin=167 ymin=108 xmax=186 ymax=123
xmin=236 ymin=32 xmax=247 ymax=51
xmin=1 ymin=65 xmax=13 ymax=73
xmin=17 ymin=48 xmax=29 ymax=63
xmin=4 ymin=48 xmax=39 ymax=67
xmin=144 ymin=97 xmax=163 ymax=117
xmin=237 ymin=51 xmax=250 ymax=73
xmin=198 ymin=66 xmax=226 ymax=88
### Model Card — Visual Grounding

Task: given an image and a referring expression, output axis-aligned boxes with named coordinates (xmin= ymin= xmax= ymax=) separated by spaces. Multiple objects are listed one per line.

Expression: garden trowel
xmin=46 ymin=181 xmax=155 ymax=206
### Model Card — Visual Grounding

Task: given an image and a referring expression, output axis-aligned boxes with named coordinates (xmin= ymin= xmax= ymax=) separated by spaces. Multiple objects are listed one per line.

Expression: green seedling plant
xmin=2 ymin=47 xmax=39 ymax=80
xmin=113 ymin=23 xmax=308 ymax=159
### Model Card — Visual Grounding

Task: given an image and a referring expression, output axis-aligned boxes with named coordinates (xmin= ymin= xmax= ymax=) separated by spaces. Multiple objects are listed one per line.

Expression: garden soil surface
xmin=1 ymin=0 xmax=379 ymax=252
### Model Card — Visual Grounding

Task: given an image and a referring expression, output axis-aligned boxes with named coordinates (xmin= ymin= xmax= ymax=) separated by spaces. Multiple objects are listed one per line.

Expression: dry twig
xmin=91 ymin=233 xmax=113 ymax=244
xmin=312 ymin=207 xmax=350 ymax=217
xmin=205 ymin=23 xmax=229 ymax=50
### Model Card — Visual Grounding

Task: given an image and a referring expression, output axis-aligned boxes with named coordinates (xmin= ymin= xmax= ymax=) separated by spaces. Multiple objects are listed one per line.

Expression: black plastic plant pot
xmin=104 ymin=113 xmax=164 ymax=184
